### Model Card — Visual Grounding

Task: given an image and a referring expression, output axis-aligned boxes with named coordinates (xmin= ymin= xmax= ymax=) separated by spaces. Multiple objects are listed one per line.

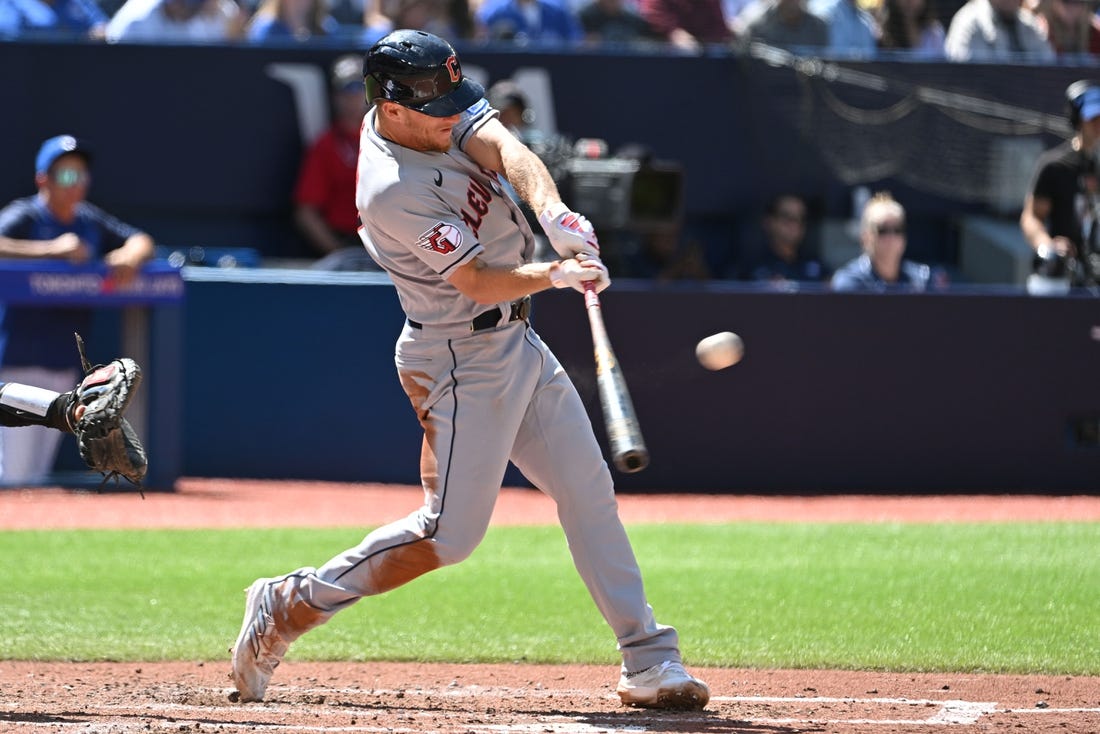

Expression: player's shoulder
xmin=454 ymin=98 xmax=496 ymax=149
xmin=362 ymin=158 xmax=449 ymax=224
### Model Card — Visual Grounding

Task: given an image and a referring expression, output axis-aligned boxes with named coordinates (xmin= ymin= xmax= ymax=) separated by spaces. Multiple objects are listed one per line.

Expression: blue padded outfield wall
xmin=180 ymin=271 xmax=1100 ymax=494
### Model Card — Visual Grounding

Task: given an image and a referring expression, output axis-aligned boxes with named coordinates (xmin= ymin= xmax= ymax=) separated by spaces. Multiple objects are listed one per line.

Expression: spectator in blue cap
xmin=0 ymin=135 xmax=154 ymax=486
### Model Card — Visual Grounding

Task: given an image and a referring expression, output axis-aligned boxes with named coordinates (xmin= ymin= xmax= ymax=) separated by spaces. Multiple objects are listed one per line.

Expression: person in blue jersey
xmin=0 ymin=135 xmax=153 ymax=486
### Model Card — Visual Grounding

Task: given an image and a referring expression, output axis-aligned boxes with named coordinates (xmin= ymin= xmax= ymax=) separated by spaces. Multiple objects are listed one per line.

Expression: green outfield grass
xmin=2 ymin=523 xmax=1097 ymax=674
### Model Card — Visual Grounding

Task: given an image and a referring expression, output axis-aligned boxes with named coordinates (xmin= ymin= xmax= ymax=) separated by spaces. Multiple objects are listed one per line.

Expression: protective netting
xmin=748 ymin=44 xmax=1072 ymax=212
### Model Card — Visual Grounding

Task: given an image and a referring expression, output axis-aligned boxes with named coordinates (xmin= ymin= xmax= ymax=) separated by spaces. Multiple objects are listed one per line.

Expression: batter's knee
xmin=432 ymin=537 xmax=480 ymax=566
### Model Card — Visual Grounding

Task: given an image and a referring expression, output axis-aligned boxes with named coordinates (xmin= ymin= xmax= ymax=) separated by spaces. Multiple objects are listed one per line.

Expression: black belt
xmin=407 ymin=296 xmax=531 ymax=332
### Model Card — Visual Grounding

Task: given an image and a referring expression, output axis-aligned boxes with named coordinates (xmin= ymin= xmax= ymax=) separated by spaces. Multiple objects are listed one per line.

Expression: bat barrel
xmin=584 ymin=284 xmax=649 ymax=474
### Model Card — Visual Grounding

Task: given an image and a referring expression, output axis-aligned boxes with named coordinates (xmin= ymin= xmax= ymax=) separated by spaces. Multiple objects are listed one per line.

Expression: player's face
xmin=395 ymin=104 xmax=461 ymax=153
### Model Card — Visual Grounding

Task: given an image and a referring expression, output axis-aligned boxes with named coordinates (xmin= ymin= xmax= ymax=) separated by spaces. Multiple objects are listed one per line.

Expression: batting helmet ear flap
xmin=1066 ymin=80 xmax=1097 ymax=129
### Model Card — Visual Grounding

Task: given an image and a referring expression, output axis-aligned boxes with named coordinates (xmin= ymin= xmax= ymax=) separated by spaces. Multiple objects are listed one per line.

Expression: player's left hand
xmin=550 ymin=255 xmax=611 ymax=294
xmin=538 ymin=202 xmax=600 ymax=259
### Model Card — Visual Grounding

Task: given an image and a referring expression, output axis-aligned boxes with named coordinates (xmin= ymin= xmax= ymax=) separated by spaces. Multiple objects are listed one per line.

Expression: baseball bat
xmin=583 ymin=281 xmax=650 ymax=473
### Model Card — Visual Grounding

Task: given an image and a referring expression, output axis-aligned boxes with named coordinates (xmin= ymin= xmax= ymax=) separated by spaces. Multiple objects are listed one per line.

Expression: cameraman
xmin=1020 ymin=80 xmax=1100 ymax=287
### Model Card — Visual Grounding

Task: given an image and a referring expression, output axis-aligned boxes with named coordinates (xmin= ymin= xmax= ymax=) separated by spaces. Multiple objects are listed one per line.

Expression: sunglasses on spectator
xmin=874 ymin=223 xmax=905 ymax=236
xmin=51 ymin=168 xmax=90 ymax=188
xmin=775 ymin=210 xmax=805 ymax=224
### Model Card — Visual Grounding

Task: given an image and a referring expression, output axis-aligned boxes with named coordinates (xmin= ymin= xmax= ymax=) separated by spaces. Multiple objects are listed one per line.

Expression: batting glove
xmin=538 ymin=202 xmax=600 ymax=259
xmin=549 ymin=256 xmax=611 ymax=294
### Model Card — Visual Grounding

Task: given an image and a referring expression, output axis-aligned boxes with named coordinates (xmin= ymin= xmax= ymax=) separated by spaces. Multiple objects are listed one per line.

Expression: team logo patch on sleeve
xmin=418 ymin=223 xmax=462 ymax=254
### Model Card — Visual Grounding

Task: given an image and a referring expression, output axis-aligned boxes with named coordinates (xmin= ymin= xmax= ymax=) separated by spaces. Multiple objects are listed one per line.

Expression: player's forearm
xmin=450 ymin=257 xmax=557 ymax=304
xmin=0 ymin=237 xmax=70 ymax=258
xmin=498 ymin=138 xmax=562 ymax=217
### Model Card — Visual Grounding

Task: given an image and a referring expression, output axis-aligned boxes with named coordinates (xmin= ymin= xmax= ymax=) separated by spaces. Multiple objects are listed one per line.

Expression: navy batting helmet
xmin=364 ymin=30 xmax=484 ymax=118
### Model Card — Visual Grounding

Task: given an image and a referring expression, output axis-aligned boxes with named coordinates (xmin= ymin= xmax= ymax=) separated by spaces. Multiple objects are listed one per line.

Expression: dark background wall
xmin=178 ymin=273 xmax=1100 ymax=494
xmin=0 ymin=41 xmax=1088 ymax=270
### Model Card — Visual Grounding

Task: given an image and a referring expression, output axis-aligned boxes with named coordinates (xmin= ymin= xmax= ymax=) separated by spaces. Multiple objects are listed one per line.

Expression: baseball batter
xmin=230 ymin=29 xmax=709 ymax=711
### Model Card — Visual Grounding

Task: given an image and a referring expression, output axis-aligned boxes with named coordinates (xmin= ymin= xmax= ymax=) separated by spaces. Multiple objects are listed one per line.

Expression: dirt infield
xmin=2 ymin=480 xmax=1099 ymax=733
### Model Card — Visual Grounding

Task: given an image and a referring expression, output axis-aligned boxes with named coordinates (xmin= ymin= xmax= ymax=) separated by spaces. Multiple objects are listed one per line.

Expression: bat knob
xmin=614 ymin=449 xmax=650 ymax=474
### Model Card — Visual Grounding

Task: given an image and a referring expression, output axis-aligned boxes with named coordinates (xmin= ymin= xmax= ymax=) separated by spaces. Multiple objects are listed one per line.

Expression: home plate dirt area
xmin=2 ymin=661 xmax=1098 ymax=733
xmin=2 ymin=481 xmax=1099 ymax=733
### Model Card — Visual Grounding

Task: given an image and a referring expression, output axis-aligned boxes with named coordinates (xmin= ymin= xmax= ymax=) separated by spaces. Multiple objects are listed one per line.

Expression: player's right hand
xmin=538 ymin=202 xmax=600 ymax=259
xmin=549 ymin=256 xmax=611 ymax=294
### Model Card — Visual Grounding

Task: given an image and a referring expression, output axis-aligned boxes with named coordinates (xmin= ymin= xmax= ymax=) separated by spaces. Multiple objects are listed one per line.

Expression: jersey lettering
xmin=459 ymin=175 xmax=494 ymax=239
xmin=418 ymin=223 xmax=462 ymax=254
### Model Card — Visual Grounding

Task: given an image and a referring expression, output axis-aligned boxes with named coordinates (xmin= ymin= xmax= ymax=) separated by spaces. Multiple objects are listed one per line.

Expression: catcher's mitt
xmin=70 ymin=333 xmax=148 ymax=491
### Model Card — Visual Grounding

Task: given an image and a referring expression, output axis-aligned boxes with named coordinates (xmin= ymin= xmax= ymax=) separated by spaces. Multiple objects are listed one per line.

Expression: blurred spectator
xmin=736 ymin=0 xmax=829 ymax=49
xmin=245 ymin=0 xmax=339 ymax=40
xmin=577 ymin=0 xmax=659 ymax=44
xmin=0 ymin=135 xmax=154 ymax=485
xmin=361 ymin=0 xmax=475 ymax=41
xmin=943 ymin=0 xmax=1055 ymax=61
xmin=622 ymin=230 xmax=711 ymax=280
xmin=808 ymin=0 xmax=878 ymax=55
xmin=0 ymin=0 xmax=108 ymax=38
xmin=736 ymin=193 xmax=830 ymax=283
xmin=637 ymin=0 xmax=732 ymax=50
xmin=105 ymin=0 xmax=241 ymax=41
xmin=476 ymin=0 xmax=583 ymax=42
xmin=724 ymin=0 xmax=756 ymax=28
xmin=361 ymin=0 xmax=390 ymax=35
xmin=488 ymin=79 xmax=535 ymax=137
xmin=831 ymin=191 xmax=931 ymax=291
xmin=1024 ymin=0 xmax=1100 ymax=55
xmin=877 ymin=0 xmax=946 ymax=56
xmin=1020 ymin=80 xmax=1100 ymax=287
xmin=295 ymin=55 xmax=379 ymax=270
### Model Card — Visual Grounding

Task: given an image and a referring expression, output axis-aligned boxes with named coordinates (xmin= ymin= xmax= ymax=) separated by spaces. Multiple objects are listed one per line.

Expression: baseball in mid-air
xmin=695 ymin=332 xmax=744 ymax=370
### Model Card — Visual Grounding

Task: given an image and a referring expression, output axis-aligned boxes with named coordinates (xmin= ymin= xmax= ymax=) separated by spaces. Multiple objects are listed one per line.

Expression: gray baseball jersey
xmin=279 ymin=98 xmax=683 ymax=674
xmin=356 ymin=99 xmax=536 ymax=329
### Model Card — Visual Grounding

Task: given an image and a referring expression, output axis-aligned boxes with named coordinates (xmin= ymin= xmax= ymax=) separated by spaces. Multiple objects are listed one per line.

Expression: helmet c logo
xmin=444 ymin=55 xmax=461 ymax=83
